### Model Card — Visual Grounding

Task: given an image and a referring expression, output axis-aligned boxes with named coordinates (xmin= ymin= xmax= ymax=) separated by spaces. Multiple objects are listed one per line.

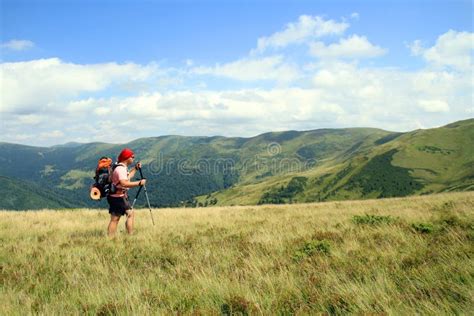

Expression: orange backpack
xmin=90 ymin=157 xmax=116 ymax=200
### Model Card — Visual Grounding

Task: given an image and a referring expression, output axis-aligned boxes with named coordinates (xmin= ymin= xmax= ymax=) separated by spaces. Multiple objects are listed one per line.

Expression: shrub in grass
xmin=96 ymin=302 xmax=124 ymax=316
xmin=311 ymin=230 xmax=343 ymax=243
xmin=293 ymin=240 xmax=331 ymax=261
xmin=436 ymin=212 xmax=473 ymax=229
xmin=352 ymin=214 xmax=395 ymax=225
xmin=325 ymin=293 xmax=354 ymax=315
xmin=411 ymin=222 xmax=434 ymax=234
xmin=437 ymin=201 xmax=456 ymax=211
xmin=221 ymin=296 xmax=256 ymax=315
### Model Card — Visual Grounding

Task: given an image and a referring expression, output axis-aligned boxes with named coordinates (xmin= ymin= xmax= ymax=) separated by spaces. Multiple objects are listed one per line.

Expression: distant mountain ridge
xmin=1 ymin=119 xmax=473 ymax=210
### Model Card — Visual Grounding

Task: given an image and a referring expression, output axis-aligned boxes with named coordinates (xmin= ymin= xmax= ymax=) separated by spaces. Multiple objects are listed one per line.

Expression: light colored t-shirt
xmin=109 ymin=163 xmax=129 ymax=197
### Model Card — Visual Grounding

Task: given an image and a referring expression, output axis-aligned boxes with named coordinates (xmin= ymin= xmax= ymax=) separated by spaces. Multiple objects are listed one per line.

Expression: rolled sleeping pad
xmin=90 ymin=186 xmax=101 ymax=200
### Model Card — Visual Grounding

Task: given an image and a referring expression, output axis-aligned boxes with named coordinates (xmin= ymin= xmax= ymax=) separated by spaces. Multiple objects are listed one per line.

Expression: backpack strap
xmin=113 ymin=162 xmax=126 ymax=170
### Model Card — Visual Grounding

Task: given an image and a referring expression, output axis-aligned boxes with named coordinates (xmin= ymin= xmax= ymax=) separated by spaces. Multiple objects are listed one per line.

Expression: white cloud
xmin=417 ymin=99 xmax=450 ymax=112
xmin=192 ymin=56 xmax=299 ymax=82
xmin=0 ymin=23 xmax=472 ymax=146
xmin=350 ymin=12 xmax=360 ymax=20
xmin=310 ymin=35 xmax=387 ymax=59
xmin=39 ymin=130 xmax=65 ymax=139
xmin=16 ymin=114 xmax=45 ymax=125
xmin=308 ymin=59 xmax=472 ymax=131
xmin=408 ymin=39 xmax=424 ymax=56
xmin=2 ymin=56 xmax=471 ymax=146
xmin=1 ymin=58 xmax=471 ymax=145
xmin=253 ymin=15 xmax=349 ymax=54
xmin=411 ymin=30 xmax=474 ymax=70
xmin=1 ymin=39 xmax=35 ymax=51
xmin=93 ymin=107 xmax=112 ymax=116
xmin=0 ymin=58 xmax=158 ymax=114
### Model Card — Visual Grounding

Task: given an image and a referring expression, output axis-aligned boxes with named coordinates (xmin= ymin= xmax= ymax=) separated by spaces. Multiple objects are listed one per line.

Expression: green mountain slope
xmin=1 ymin=119 xmax=473 ymax=209
xmin=0 ymin=176 xmax=77 ymax=210
xmin=198 ymin=119 xmax=474 ymax=206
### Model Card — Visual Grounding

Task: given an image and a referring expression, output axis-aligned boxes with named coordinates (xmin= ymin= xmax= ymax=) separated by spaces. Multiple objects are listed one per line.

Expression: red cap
xmin=118 ymin=148 xmax=134 ymax=162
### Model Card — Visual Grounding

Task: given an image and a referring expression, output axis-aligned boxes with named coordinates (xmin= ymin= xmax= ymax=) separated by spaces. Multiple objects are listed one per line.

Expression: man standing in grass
xmin=107 ymin=148 xmax=146 ymax=236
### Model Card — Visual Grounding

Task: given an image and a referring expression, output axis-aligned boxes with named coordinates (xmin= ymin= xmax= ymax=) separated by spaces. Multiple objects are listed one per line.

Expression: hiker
xmin=107 ymin=148 xmax=146 ymax=236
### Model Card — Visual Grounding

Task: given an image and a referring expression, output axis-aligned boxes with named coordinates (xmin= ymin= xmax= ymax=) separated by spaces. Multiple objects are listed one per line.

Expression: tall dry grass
xmin=1 ymin=192 xmax=473 ymax=314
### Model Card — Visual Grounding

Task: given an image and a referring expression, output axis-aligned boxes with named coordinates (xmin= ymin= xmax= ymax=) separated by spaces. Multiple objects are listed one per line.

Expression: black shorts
xmin=107 ymin=195 xmax=131 ymax=216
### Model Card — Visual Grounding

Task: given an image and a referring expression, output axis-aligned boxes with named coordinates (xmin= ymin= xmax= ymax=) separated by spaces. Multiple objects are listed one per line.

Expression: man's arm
xmin=119 ymin=162 xmax=146 ymax=188
xmin=119 ymin=178 xmax=145 ymax=188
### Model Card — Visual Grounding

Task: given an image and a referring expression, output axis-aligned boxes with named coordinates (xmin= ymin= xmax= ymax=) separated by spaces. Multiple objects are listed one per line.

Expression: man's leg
xmin=108 ymin=214 xmax=121 ymax=237
xmin=125 ymin=210 xmax=134 ymax=234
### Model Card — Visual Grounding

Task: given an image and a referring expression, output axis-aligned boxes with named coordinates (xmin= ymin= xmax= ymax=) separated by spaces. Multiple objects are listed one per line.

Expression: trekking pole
xmin=138 ymin=167 xmax=155 ymax=226
xmin=130 ymin=185 xmax=143 ymax=209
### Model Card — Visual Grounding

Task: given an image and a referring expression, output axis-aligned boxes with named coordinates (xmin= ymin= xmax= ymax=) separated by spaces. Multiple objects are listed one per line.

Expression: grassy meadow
xmin=1 ymin=192 xmax=473 ymax=314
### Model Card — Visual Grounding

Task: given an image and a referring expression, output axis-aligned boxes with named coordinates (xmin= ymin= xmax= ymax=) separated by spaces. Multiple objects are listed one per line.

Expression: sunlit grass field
xmin=1 ymin=192 xmax=473 ymax=314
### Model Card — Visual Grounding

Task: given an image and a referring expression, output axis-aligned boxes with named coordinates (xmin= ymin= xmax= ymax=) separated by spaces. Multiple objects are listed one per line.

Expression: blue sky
xmin=2 ymin=1 xmax=471 ymax=65
xmin=1 ymin=0 xmax=473 ymax=146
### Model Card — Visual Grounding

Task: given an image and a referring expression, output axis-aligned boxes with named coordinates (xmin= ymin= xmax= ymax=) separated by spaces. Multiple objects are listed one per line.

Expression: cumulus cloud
xmin=0 ymin=58 xmax=158 ymax=114
xmin=252 ymin=15 xmax=349 ymax=54
xmin=2 ymin=57 xmax=471 ymax=145
xmin=417 ymin=99 xmax=450 ymax=113
xmin=39 ymin=130 xmax=65 ymax=139
xmin=410 ymin=30 xmax=473 ymax=70
xmin=192 ymin=56 xmax=300 ymax=82
xmin=309 ymin=59 xmax=472 ymax=130
xmin=408 ymin=39 xmax=424 ymax=56
xmin=1 ymin=39 xmax=35 ymax=51
xmin=6 ymin=53 xmax=470 ymax=145
xmin=310 ymin=35 xmax=387 ymax=59
xmin=16 ymin=114 xmax=45 ymax=125
xmin=0 ymin=18 xmax=472 ymax=146
xmin=350 ymin=12 xmax=360 ymax=20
